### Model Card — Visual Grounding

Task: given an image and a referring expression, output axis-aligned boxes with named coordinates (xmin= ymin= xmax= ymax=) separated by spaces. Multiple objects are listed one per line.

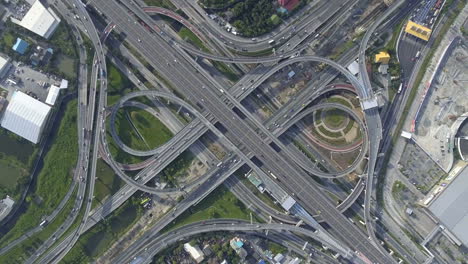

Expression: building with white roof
xmin=0 ymin=55 xmax=11 ymax=79
xmin=281 ymin=195 xmax=296 ymax=211
xmin=45 ymin=85 xmax=60 ymax=105
xmin=428 ymin=166 xmax=468 ymax=246
xmin=347 ymin=61 xmax=359 ymax=76
xmin=1 ymin=91 xmax=51 ymax=143
xmin=183 ymin=243 xmax=204 ymax=263
xmin=59 ymin=79 xmax=68 ymax=89
xmin=12 ymin=0 xmax=61 ymax=39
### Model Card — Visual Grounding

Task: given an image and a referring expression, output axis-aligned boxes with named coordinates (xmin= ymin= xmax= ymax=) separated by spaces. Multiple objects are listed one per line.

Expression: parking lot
xmin=398 ymin=141 xmax=447 ymax=194
xmin=0 ymin=61 xmax=62 ymax=103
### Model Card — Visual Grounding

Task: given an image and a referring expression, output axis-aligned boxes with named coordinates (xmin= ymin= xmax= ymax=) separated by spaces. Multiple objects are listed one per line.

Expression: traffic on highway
xmin=0 ymin=0 xmax=464 ymax=263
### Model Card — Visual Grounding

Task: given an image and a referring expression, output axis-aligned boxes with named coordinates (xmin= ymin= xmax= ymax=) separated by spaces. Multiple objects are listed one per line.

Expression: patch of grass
xmin=113 ymin=108 xmax=150 ymax=151
xmin=290 ymin=137 xmax=316 ymax=162
xmin=106 ymin=60 xmax=135 ymax=106
xmin=327 ymin=97 xmax=353 ymax=108
xmin=0 ymin=99 xmax=78 ymax=249
xmin=129 ymin=107 xmax=174 ymax=149
xmin=92 ymin=159 xmax=126 ymax=209
xmin=212 ymin=61 xmax=240 ymax=82
xmin=2 ymin=31 xmax=15 ymax=47
xmin=310 ymin=126 xmax=346 ymax=145
xmin=105 ymin=126 xmax=148 ymax=165
xmin=391 ymin=180 xmax=408 ymax=199
xmin=0 ymin=131 xmax=35 ymax=200
xmin=160 ymin=151 xmax=194 ymax=187
xmin=61 ymin=197 xmax=143 ymax=263
xmin=0 ymin=161 xmax=24 ymax=189
xmin=343 ymin=119 xmax=356 ymax=134
xmin=178 ymin=28 xmax=205 ymax=50
xmin=323 ymin=108 xmax=347 ymax=128
xmin=49 ymin=23 xmax=78 ymax=59
xmin=317 ymin=125 xmax=342 ymax=138
xmin=54 ymin=54 xmax=76 ymax=79
xmin=162 ymin=185 xmax=256 ymax=232
xmin=0 ymin=131 xmax=35 ymax=164
xmin=268 ymin=241 xmax=287 ymax=255
xmin=330 ymin=39 xmax=355 ymax=60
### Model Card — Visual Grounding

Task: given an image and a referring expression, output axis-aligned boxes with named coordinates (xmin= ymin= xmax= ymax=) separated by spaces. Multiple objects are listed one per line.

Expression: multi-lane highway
xmin=118 ymin=219 xmax=355 ymax=264
xmin=31 ymin=0 xmax=110 ymax=262
xmin=12 ymin=0 xmax=425 ymax=263
xmin=159 ymin=0 xmax=344 ymax=52
xmin=87 ymin=0 xmax=395 ymax=262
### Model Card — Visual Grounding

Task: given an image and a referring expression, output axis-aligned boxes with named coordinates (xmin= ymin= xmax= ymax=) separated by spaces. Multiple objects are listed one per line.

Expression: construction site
xmin=413 ymin=37 xmax=468 ymax=172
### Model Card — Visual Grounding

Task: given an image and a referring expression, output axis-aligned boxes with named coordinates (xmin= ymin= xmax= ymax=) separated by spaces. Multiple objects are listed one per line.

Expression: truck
xmin=216 ymin=162 xmax=223 ymax=167
xmin=39 ymin=220 xmax=48 ymax=227
xmin=268 ymin=170 xmax=277 ymax=179
xmin=268 ymin=39 xmax=275 ymax=45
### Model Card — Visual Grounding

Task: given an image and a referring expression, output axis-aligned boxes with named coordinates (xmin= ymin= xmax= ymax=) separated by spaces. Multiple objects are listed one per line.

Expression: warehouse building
xmin=428 ymin=166 xmax=468 ymax=246
xmin=1 ymin=91 xmax=51 ymax=143
xmin=0 ymin=55 xmax=12 ymax=79
xmin=11 ymin=0 xmax=61 ymax=39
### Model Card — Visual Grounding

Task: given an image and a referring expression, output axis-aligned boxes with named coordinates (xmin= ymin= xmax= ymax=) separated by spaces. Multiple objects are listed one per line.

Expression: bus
xmin=39 ymin=220 xmax=48 ymax=227
xmin=140 ymin=197 xmax=150 ymax=205
xmin=268 ymin=39 xmax=275 ymax=45
xmin=268 ymin=170 xmax=277 ymax=179
xmin=397 ymin=83 xmax=403 ymax=94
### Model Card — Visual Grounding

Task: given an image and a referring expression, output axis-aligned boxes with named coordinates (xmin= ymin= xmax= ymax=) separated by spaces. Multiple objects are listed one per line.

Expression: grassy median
xmin=162 ymin=185 xmax=259 ymax=233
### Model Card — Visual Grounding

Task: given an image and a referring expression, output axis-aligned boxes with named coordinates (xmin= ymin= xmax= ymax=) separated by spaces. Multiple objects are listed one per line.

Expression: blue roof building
xmin=12 ymin=38 xmax=29 ymax=55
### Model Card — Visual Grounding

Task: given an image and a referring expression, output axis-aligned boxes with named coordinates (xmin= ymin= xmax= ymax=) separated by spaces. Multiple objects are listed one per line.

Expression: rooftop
xmin=1 ymin=91 xmax=51 ymax=143
xmin=428 ymin=165 xmax=468 ymax=246
xmin=0 ymin=55 xmax=9 ymax=70
xmin=45 ymin=85 xmax=60 ymax=105
xmin=14 ymin=0 xmax=61 ymax=39
xmin=12 ymin=38 xmax=29 ymax=55
xmin=347 ymin=61 xmax=359 ymax=76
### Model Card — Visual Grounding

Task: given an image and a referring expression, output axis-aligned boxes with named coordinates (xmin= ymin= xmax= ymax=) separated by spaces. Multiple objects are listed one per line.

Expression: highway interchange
xmin=1 ymin=0 xmax=441 ymax=263
xmin=91 ymin=0 xmax=392 ymax=262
